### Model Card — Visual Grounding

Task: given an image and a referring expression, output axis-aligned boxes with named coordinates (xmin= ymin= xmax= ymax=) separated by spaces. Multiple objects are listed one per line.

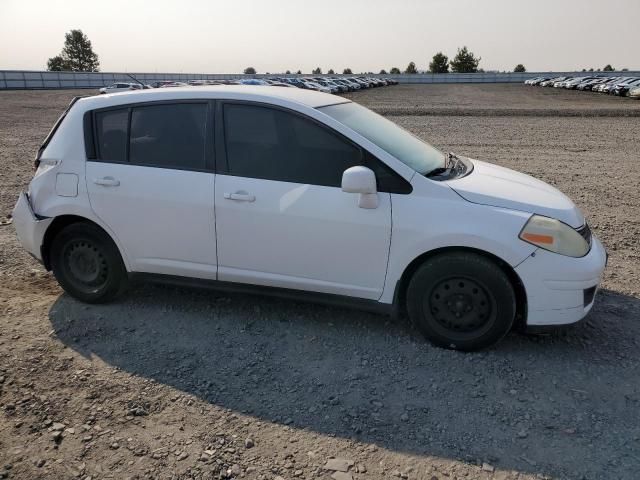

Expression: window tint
xmin=95 ymin=109 xmax=128 ymax=162
xmin=225 ymin=106 xmax=277 ymax=146
xmin=223 ymin=104 xmax=362 ymax=187
xmin=130 ymin=103 xmax=207 ymax=170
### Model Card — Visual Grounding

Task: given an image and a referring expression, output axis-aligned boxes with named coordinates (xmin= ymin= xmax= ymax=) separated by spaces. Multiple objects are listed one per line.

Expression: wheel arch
xmin=392 ymin=246 xmax=528 ymax=330
xmin=41 ymin=215 xmax=129 ymax=272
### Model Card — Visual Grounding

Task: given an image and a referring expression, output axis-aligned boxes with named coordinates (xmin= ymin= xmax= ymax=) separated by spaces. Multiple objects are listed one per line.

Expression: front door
xmin=214 ymin=102 xmax=391 ymax=300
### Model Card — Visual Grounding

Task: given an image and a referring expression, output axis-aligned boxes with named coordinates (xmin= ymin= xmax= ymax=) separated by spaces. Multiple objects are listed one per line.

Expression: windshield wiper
xmin=425 ymin=167 xmax=449 ymax=177
xmin=425 ymin=152 xmax=458 ymax=178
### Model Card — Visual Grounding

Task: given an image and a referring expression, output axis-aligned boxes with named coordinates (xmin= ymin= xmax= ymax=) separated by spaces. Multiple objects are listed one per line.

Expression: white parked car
xmin=12 ymin=86 xmax=607 ymax=351
xmin=301 ymin=81 xmax=332 ymax=94
xmin=99 ymin=83 xmax=144 ymax=94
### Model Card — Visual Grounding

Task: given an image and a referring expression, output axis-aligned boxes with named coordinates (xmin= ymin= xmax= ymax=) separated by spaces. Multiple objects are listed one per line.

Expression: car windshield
xmin=319 ymin=102 xmax=445 ymax=175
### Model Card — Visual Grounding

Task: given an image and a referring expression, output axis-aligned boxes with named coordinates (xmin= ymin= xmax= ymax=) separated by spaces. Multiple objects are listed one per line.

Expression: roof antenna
xmin=126 ymin=73 xmax=145 ymax=88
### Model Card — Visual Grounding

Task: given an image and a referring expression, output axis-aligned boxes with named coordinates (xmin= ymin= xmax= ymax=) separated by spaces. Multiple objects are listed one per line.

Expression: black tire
xmin=50 ymin=222 xmax=128 ymax=303
xmin=406 ymin=252 xmax=516 ymax=351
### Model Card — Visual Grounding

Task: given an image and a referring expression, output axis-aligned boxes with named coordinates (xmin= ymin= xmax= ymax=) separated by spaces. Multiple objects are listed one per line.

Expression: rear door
xmin=86 ymin=101 xmax=217 ymax=279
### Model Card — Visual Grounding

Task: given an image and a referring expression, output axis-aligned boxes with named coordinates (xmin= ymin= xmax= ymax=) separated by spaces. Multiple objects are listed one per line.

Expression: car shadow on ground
xmin=49 ymin=285 xmax=640 ymax=479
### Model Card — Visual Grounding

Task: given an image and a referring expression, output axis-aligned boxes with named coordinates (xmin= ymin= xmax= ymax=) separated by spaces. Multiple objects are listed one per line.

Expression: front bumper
xmin=515 ymin=235 xmax=607 ymax=326
xmin=12 ymin=192 xmax=53 ymax=262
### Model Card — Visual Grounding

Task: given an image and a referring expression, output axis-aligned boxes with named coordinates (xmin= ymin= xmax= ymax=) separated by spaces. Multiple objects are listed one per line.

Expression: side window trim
xmin=83 ymin=110 xmax=96 ymax=159
xmin=125 ymin=107 xmax=132 ymax=164
xmin=218 ymin=100 xmax=412 ymax=194
xmin=214 ymin=100 xmax=228 ymax=174
xmin=205 ymin=100 xmax=216 ymax=172
xmin=88 ymin=100 xmax=215 ymax=174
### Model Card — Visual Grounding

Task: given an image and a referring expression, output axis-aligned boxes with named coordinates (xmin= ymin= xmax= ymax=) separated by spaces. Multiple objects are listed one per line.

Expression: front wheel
xmin=50 ymin=222 xmax=128 ymax=303
xmin=406 ymin=252 xmax=516 ymax=351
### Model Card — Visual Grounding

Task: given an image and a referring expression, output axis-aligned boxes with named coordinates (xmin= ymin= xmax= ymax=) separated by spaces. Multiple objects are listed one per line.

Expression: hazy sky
xmin=1 ymin=0 xmax=638 ymax=74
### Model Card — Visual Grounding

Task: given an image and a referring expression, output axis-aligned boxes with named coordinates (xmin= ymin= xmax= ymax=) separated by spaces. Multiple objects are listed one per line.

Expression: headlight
xmin=519 ymin=215 xmax=590 ymax=257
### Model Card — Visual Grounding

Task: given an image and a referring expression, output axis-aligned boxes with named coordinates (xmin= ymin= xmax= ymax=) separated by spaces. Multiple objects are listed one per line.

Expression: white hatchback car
xmin=13 ymin=86 xmax=607 ymax=351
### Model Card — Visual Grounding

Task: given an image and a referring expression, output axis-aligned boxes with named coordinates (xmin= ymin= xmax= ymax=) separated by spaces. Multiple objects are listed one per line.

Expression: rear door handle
xmin=93 ymin=176 xmax=120 ymax=187
xmin=224 ymin=192 xmax=255 ymax=202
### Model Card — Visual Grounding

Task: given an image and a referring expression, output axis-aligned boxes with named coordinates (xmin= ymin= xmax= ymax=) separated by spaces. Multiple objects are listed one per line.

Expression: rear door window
xmin=93 ymin=103 xmax=209 ymax=170
xmin=129 ymin=103 xmax=207 ymax=170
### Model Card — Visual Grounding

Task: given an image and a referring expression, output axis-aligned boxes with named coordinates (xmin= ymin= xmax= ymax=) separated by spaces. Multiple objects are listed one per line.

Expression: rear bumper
xmin=12 ymin=192 xmax=52 ymax=262
xmin=515 ymin=236 xmax=607 ymax=326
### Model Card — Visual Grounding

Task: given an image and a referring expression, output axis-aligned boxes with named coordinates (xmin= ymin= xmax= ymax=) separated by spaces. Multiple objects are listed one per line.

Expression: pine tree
xmin=450 ymin=47 xmax=481 ymax=73
xmin=429 ymin=53 xmax=449 ymax=73
xmin=405 ymin=62 xmax=418 ymax=74
xmin=47 ymin=29 xmax=99 ymax=72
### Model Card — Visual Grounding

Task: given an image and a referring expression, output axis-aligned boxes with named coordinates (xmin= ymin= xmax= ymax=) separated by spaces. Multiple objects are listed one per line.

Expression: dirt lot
xmin=0 ymin=85 xmax=639 ymax=480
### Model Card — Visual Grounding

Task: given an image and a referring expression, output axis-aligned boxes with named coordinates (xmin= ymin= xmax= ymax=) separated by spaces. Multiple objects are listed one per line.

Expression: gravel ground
xmin=0 ymin=85 xmax=639 ymax=480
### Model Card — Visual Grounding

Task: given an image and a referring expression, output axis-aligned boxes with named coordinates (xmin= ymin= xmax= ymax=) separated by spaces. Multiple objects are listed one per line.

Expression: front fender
xmin=380 ymin=190 xmax=536 ymax=304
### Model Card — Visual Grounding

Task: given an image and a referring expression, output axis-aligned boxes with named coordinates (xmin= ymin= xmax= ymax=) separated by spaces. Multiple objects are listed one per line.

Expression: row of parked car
xmin=99 ymin=76 xmax=398 ymax=95
xmin=524 ymin=75 xmax=640 ymax=98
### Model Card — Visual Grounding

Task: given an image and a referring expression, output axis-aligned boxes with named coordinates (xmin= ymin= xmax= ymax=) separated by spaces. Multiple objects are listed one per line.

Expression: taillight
xmin=33 ymin=159 xmax=59 ymax=177
xmin=34 ymin=146 xmax=45 ymax=171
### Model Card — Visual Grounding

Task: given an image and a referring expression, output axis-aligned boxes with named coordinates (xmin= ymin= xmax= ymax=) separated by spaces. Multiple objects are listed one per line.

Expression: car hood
xmin=448 ymin=159 xmax=584 ymax=228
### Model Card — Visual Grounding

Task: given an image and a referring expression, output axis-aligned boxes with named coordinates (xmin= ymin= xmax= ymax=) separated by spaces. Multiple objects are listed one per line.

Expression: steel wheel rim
xmin=62 ymin=239 xmax=108 ymax=293
xmin=425 ymin=276 xmax=497 ymax=340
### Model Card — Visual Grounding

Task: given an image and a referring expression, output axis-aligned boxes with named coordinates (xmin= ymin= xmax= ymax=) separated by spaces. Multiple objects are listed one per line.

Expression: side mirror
xmin=341 ymin=166 xmax=378 ymax=209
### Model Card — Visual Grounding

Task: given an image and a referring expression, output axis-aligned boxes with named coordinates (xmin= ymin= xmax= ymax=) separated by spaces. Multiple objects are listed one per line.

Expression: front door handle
xmin=224 ymin=191 xmax=255 ymax=202
xmin=93 ymin=176 xmax=120 ymax=187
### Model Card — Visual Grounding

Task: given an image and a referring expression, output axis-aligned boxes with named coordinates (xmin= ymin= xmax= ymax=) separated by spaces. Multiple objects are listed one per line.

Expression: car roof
xmin=78 ymin=85 xmax=346 ymax=111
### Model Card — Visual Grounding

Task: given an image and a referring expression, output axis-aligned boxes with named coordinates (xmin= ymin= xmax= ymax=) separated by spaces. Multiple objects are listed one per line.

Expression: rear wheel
xmin=406 ymin=252 xmax=516 ymax=351
xmin=50 ymin=222 xmax=128 ymax=303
